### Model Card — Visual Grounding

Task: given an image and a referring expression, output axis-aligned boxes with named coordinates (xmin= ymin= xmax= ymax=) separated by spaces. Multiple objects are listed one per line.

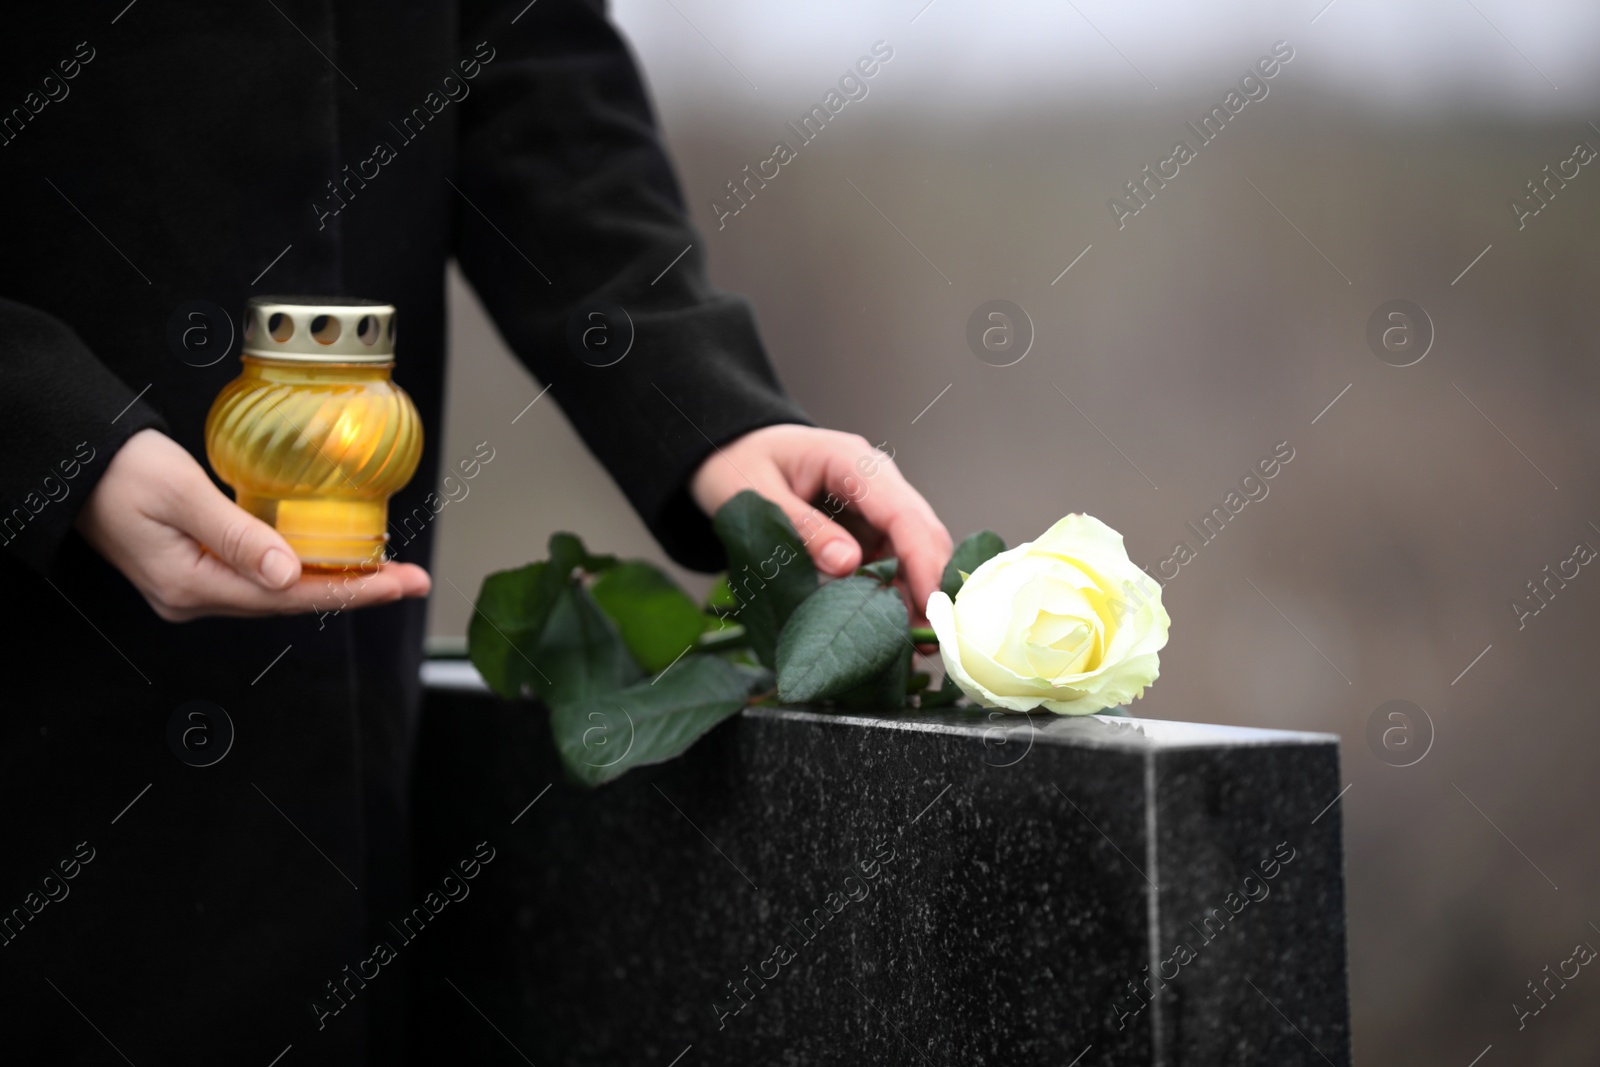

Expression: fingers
xmin=795 ymin=439 xmax=949 ymax=621
xmin=690 ymin=428 xmax=865 ymax=577
xmin=147 ymin=434 xmax=435 ymax=611
xmin=279 ymin=561 xmax=433 ymax=616
xmin=690 ymin=425 xmax=954 ymax=619
xmin=150 ymin=551 xmax=430 ymax=622
xmin=77 ymin=429 xmax=431 ymax=622
xmin=764 ymin=479 xmax=863 ymax=577
xmin=143 ymin=433 xmax=301 ymax=591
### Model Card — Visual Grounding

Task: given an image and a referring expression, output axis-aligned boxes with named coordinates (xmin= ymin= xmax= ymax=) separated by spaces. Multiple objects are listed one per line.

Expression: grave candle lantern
xmin=205 ymin=296 xmax=422 ymax=570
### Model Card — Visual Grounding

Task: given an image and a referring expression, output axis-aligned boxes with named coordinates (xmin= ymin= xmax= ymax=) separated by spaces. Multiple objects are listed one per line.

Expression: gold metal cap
xmin=242 ymin=296 xmax=397 ymax=363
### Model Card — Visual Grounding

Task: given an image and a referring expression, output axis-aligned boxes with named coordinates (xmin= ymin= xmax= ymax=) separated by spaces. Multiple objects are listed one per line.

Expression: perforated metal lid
xmin=242 ymin=296 xmax=396 ymax=363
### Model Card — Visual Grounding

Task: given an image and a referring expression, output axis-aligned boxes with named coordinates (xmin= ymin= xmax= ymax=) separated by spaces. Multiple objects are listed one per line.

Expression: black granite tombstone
xmin=407 ymin=660 xmax=1350 ymax=1066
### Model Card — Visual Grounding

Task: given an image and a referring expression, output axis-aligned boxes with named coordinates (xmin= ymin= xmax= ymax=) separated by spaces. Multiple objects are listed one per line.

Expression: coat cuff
xmin=0 ymin=298 xmax=168 ymax=574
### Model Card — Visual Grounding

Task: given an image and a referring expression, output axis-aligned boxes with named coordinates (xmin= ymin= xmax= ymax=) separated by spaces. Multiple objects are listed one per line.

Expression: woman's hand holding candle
xmin=76 ymin=429 xmax=431 ymax=622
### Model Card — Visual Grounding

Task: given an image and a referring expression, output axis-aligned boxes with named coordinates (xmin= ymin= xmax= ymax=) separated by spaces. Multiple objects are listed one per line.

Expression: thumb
xmin=766 ymin=486 xmax=862 ymax=577
xmin=165 ymin=471 xmax=302 ymax=591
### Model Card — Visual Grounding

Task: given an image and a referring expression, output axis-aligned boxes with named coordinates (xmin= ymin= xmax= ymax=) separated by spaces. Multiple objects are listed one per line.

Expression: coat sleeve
xmin=0 ymin=298 xmax=166 ymax=573
xmin=452 ymin=0 xmax=810 ymax=572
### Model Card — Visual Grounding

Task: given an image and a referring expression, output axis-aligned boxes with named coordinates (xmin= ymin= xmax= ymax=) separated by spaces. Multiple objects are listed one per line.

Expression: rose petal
xmin=936 ymin=513 xmax=1170 ymax=716
xmin=928 ymin=591 xmax=1018 ymax=710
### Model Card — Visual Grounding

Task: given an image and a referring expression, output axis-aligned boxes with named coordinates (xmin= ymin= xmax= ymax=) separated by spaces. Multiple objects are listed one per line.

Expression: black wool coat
xmin=0 ymin=2 xmax=805 ymax=1063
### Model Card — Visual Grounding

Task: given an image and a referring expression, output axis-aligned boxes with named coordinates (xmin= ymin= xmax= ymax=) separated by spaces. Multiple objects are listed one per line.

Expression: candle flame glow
xmin=332 ymin=407 xmax=363 ymax=452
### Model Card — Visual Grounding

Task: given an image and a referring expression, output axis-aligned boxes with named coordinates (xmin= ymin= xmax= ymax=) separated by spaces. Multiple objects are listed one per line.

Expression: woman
xmin=0 ymin=2 xmax=950 ymax=1063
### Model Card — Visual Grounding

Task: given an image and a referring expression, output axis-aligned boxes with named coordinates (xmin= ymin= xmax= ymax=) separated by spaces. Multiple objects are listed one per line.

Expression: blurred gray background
xmin=428 ymin=1 xmax=1600 ymax=1062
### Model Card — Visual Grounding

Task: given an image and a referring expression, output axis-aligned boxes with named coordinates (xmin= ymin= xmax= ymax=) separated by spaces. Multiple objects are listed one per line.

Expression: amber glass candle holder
xmin=205 ymin=297 xmax=422 ymax=570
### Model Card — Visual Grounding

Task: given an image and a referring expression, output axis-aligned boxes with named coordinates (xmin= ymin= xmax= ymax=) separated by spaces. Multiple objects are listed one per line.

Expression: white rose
xmin=925 ymin=514 xmax=1170 ymax=715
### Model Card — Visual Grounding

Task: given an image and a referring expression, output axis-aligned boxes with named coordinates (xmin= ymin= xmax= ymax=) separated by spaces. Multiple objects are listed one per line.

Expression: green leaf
xmin=549 ymin=531 xmax=617 ymax=575
xmin=467 ymin=563 xmax=550 ymax=703
xmin=727 ymin=658 xmax=775 ymax=695
xmin=705 ymin=573 xmax=739 ymax=613
xmin=589 ymin=561 xmax=710 ymax=673
xmin=919 ymin=672 xmax=964 ymax=708
xmin=534 ymin=580 xmax=642 ymax=708
xmin=838 ymin=642 xmax=912 ymax=710
xmin=776 ymin=576 xmax=908 ymax=703
xmin=467 ymin=562 xmax=554 ymax=700
xmin=857 ymin=557 xmax=900 ymax=584
xmin=467 ymin=533 xmax=625 ymax=700
xmin=550 ymin=655 xmax=753 ymax=786
xmin=712 ymin=491 xmax=818 ymax=669
xmin=907 ymin=671 xmax=931 ymax=695
xmin=941 ymin=530 xmax=1006 ymax=599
